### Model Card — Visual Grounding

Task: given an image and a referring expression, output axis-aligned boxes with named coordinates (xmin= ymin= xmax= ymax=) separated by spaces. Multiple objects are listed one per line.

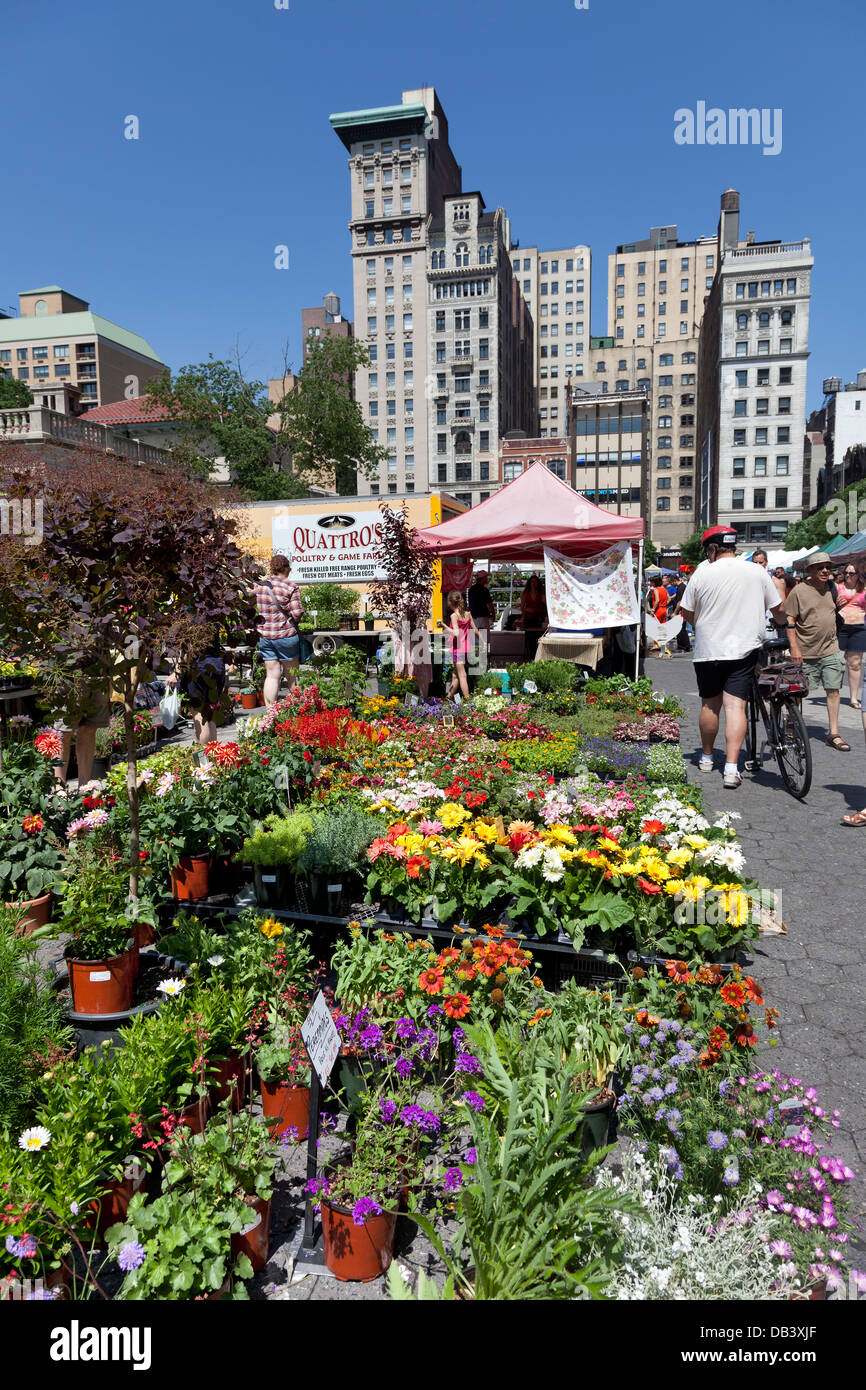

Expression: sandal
xmin=841 ymin=809 xmax=866 ymax=827
xmin=827 ymin=735 xmax=851 ymax=751
xmin=852 ymin=700 xmax=862 ymax=711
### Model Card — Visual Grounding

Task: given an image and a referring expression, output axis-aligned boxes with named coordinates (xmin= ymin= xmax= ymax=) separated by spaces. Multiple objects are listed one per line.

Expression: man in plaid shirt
xmin=254 ymin=554 xmax=304 ymax=706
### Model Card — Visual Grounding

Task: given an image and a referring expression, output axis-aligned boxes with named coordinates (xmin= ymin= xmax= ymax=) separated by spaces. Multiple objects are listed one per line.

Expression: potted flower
xmin=239 ymin=684 xmax=260 ymax=712
xmin=60 ymin=908 xmax=137 ymax=1015
xmin=251 ymin=994 xmax=312 ymax=1140
xmin=105 ymin=1186 xmax=254 ymax=1299
xmin=139 ymin=777 xmax=241 ymax=902
xmin=236 ymin=811 xmax=312 ymax=910
xmin=0 ymin=730 xmax=67 ymax=932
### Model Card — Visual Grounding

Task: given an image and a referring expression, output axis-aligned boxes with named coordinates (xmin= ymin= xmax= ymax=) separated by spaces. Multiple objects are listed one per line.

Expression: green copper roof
xmin=20 ymin=286 xmax=66 ymax=294
xmin=0 ymin=311 xmax=163 ymax=363
xmin=330 ymin=102 xmax=428 ymax=149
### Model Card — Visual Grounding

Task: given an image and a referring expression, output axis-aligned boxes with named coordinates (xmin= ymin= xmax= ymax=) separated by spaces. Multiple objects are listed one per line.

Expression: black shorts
xmin=694 ymin=649 xmax=760 ymax=701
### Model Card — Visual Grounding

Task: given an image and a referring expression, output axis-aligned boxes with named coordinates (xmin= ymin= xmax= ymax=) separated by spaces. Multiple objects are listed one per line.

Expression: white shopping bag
xmin=160 ymin=688 xmax=181 ymax=731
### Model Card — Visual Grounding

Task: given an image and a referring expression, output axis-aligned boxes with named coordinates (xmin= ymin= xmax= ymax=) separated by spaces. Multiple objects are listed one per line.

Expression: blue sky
xmin=3 ymin=0 xmax=863 ymax=413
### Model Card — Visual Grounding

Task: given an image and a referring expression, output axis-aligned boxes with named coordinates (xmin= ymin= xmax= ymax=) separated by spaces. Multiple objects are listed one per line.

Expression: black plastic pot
xmin=306 ymin=871 xmax=364 ymax=919
xmin=253 ymin=865 xmax=297 ymax=910
xmin=579 ymin=1090 xmax=616 ymax=1157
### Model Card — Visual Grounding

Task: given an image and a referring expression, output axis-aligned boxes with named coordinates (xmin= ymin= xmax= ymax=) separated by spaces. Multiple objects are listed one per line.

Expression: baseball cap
xmin=805 ymin=552 xmax=832 ymax=569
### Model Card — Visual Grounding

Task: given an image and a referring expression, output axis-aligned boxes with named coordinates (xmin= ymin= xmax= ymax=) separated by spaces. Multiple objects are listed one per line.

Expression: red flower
xmin=437 ymin=947 xmax=461 ymax=965
xmin=34 ymin=731 xmax=62 ymax=759
xmin=743 ymin=976 xmax=764 ymax=1006
xmin=733 ymin=1022 xmax=757 ymax=1047
xmin=386 ymin=821 xmax=411 ymax=843
xmin=637 ymin=877 xmax=662 ymax=895
xmin=709 ymin=1026 xmax=729 ymax=1048
xmin=720 ymin=982 xmax=747 ymax=1008
xmin=665 ymin=960 xmax=692 ymax=983
xmin=418 ymin=967 xmax=445 ymax=995
xmin=406 ymin=854 xmax=431 ymax=879
xmin=22 ymin=814 xmax=44 ymax=836
xmin=205 ymin=740 xmax=241 ymax=767
xmin=443 ymin=993 xmax=471 ymax=1020
xmin=641 ymin=819 xmax=666 ymax=836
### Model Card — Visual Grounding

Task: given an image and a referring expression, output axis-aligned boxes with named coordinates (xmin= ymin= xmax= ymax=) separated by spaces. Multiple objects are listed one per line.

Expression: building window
xmin=733 ymin=429 xmax=746 ymax=445
xmin=777 ymin=426 xmax=790 ymax=443
xmin=734 ymin=400 xmax=747 ymax=417
xmin=367 ymin=317 xmax=376 ymax=334
xmin=776 ymin=456 xmax=789 ymax=474
xmin=753 ymin=488 xmax=766 ymax=509
xmin=775 ymin=487 xmax=789 ymax=508
xmin=656 ymin=497 xmax=671 ymax=511
xmin=780 ymin=338 xmax=792 ymax=354
xmin=754 ymin=457 xmax=767 ymax=476
xmin=657 ymin=477 xmax=671 ymax=490
xmin=756 ymin=398 xmax=769 ymax=415
xmin=503 ymin=462 xmax=523 ymax=482
xmin=732 ymin=489 xmax=745 ymax=509
xmin=735 ymin=370 xmax=747 ymax=386
xmin=755 ymin=428 xmax=768 ymax=445
xmin=733 ymin=458 xmax=746 ymax=476
xmin=778 ymin=396 xmax=791 ymax=414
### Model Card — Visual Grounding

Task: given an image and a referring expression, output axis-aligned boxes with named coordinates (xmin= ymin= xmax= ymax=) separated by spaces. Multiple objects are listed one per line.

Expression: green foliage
xmin=107 ymin=1188 xmax=253 ymax=1300
xmin=0 ymin=908 xmax=74 ymax=1131
xmin=237 ymin=811 xmax=312 ymax=868
xmin=506 ymin=659 xmax=582 ymax=695
xmin=679 ymin=531 xmax=705 ymax=566
xmin=298 ymin=806 xmax=383 ymax=876
xmin=302 ymin=582 xmax=360 ymax=624
xmin=783 ymin=477 xmax=866 ymax=550
xmin=409 ymin=1022 xmax=631 ymax=1299
xmin=646 ymin=742 xmax=688 ymax=784
xmin=0 ymin=374 xmax=33 ymax=408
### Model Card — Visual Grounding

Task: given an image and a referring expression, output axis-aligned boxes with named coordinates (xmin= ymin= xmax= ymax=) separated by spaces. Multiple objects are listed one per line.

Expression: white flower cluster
xmin=595 ymin=1148 xmax=800 ymax=1301
xmin=515 ymin=844 xmax=565 ymax=882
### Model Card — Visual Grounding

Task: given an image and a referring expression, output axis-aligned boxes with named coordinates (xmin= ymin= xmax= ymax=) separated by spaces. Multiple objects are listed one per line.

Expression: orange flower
xmin=666 ymin=960 xmax=692 ymax=984
xmin=698 ymin=1049 xmax=721 ymax=1068
xmin=406 ymin=854 xmax=431 ymax=879
xmin=635 ymin=1009 xmax=660 ymax=1028
xmin=455 ymin=962 xmax=477 ymax=982
xmin=418 ymin=967 xmax=445 ymax=995
xmin=443 ymin=993 xmax=471 ymax=1019
xmin=485 ymin=925 xmax=506 ymax=939
xmin=437 ymin=947 xmax=461 ymax=966
xmin=720 ymin=982 xmax=747 ymax=1008
xmin=709 ymin=1026 xmax=729 ymax=1048
xmin=474 ymin=958 xmax=497 ymax=978
xmin=490 ymin=989 xmax=504 ymax=1006
xmin=532 ymin=975 xmax=544 ymax=988
xmin=734 ymin=1022 xmax=756 ymax=1047
xmin=696 ymin=964 xmax=723 ymax=985
xmin=743 ymin=976 xmax=764 ymax=1006
xmin=637 ymin=877 xmax=662 ymax=895
xmin=641 ymin=819 xmax=666 ymax=836
xmin=528 ymin=1006 xmax=552 ymax=1028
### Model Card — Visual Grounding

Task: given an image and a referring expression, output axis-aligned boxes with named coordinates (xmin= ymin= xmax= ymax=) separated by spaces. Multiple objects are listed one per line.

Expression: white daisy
xmin=157 ymin=977 xmax=186 ymax=997
xmin=206 ymin=955 xmax=225 ymax=968
xmin=18 ymin=1126 xmax=51 ymax=1152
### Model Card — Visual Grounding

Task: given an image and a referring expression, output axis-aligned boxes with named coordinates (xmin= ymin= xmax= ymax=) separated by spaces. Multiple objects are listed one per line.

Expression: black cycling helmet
xmin=700 ymin=524 xmax=738 ymax=549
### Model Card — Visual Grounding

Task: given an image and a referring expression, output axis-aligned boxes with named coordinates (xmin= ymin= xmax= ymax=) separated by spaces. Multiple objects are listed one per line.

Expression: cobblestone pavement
xmin=647 ymin=652 xmax=866 ymax=1245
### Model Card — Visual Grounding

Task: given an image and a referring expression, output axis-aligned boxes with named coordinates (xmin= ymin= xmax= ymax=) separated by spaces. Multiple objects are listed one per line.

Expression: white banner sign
xmin=543 ymin=541 xmax=640 ymax=631
xmin=272 ymin=507 xmax=387 ymax=584
xmin=300 ymin=991 xmax=341 ymax=1086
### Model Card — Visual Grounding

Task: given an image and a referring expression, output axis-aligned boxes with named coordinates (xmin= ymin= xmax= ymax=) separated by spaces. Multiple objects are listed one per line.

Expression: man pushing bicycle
xmin=678 ymin=526 xmax=788 ymax=789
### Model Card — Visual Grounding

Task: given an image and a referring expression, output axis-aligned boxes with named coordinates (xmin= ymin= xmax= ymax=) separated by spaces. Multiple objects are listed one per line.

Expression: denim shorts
xmin=258 ymin=635 xmax=300 ymax=663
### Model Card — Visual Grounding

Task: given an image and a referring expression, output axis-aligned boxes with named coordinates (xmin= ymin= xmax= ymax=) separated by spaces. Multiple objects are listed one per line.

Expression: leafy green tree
xmin=679 ymin=531 xmax=705 ymax=566
xmin=0 ymin=375 xmax=34 ymax=408
xmin=782 ymin=475 xmax=866 ymax=550
xmin=273 ymin=336 xmax=387 ymax=495
xmin=643 ymin=536 xmax=658 ymax=567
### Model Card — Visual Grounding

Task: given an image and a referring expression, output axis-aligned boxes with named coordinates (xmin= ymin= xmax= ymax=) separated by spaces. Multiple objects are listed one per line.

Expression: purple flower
xmin=117 ymin=1241 xmax=146 ymax=1273
xmin=708 ymin=1130 xmax=728 ymax=1151
xmin=461 ymin=1091 xmax=484 ymax=1112
xmin=444 ymin=1167 xmax=463 ymax=1192
xmin=723 ymin=1165 xmax=740 ymax=1187
xmin=770 ymin=1240 xmax=794 ymax=1258
xmin=279 ymin=1126 xmax=300 ymax=1147
xmin=463 ymin=1147 xmax=477 ymax=1164
xmin=379 ymin=1098 xmax=397 ymax=1123
xmin=454 ymin=1051 xmax=482 ymax=1075
xmin=647 ymin=1086 xmax=664 ymax=1102
xmin=5 ymin=1233 xmax=37 ymax=1259
xmin=399 ymin=1104 xmax=425 ymax=1128
xmin=395 ymin=1017 xmax=417 ymax=1042
xmin=427 ymin=1004 xmax=444 ymax=1018
xmin=638 ymin=1034 xmax=651 ymax=1049
xmin=351 ymin=1198 xmax=382 ymax=1226
xmin=305 ymin=1178 xmax=330 ymax=1198
xmin=394 ymin=1057 xmax=413 ymax=1078
xmin=452 ymin=1026 xmax=465 ymax=1044
xmin=358 ymin=1025 xmax=384 ymax=1050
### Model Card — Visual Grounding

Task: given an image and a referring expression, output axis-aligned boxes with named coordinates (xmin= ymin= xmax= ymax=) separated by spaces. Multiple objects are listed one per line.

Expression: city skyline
xmin=2 ymin=0 xmax=863 ymax=419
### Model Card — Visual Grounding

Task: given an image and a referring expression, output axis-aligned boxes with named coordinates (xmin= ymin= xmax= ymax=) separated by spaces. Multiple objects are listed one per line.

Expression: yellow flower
xmin=544 ymin=824 xmax=578 ymax=846
xmin=665 ymin=847 xmax=693 ymax=869
xmin=507 ymin=820 xmax=535 ymax=836
xmin=596 ymin=836 xmax=624 ymax=855
xmin=683 ymin=834 xmax=710 ymax=850
xmin=396 ymin=832 xmax=425 ymax=854
xmin=473 ymin=821 xmax=499 ymax=843
xmin=259 ymin=917 xmax=284 ymax=939
xmin=439 ymin=802 xmax=472 ymax=829
xmin=675 ymin=875 xmax=713 ymax=902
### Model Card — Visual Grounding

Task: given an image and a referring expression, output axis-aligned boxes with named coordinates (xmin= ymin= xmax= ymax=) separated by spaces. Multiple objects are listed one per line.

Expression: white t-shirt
xmin=680 ymin=558 xmax=781 ymax=662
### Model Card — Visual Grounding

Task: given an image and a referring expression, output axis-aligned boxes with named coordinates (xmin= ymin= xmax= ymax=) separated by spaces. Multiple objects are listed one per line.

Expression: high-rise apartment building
xmin=0 ymin=287 xmax=166 ymax=413
xmin=697 ymin=192 xmax=813 ymax=547
xmin=330 ymin=88 xmax=533 ymax=506
xmin=301 ymin=291 xmax=354 ymax=373
xmin=805 ymin=371 xmax=866 ymax=508
xmin=508 ymin=244 xmax=591 ymax=431
xmin=605 ymin=226 xmax=717 ymax=551
xmin=428 ymin=193 xmax=533 ymax=507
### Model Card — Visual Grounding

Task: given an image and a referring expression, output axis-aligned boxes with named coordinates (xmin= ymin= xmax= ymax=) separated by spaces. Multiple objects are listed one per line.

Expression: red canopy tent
xmin=414 ymin=461 xmax=644 ymax=561
xmin=415 ymin=463 xmax=646 ymax=676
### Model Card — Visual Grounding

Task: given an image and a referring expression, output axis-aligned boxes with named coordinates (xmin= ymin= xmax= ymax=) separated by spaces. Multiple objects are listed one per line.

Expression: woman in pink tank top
xmin=443 ymin=590 xmax=480 ymax=701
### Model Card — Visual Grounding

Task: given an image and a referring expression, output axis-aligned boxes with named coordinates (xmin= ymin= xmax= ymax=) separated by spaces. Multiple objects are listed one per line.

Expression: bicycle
xmin=743 ymin=634 xmax=812 ymax=799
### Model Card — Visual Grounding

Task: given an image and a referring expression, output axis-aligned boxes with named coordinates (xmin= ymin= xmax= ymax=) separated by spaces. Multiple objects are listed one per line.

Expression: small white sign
xmin=89 ymin=970 xmax=111 ymax=982
xmin=301 ymin=991 xmax=341 ymax=1086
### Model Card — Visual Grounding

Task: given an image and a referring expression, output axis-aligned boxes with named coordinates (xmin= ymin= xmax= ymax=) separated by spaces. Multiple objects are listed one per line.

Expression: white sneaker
xmin=723 ymin=770 xmax=742 ymax=790
xmin=698 ymin=757 xmax=715 ymax=774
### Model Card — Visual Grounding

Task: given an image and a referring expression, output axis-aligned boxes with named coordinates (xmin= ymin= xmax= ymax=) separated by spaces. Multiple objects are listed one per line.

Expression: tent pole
xmin=634 ymin=539 xmax=644 ymax=681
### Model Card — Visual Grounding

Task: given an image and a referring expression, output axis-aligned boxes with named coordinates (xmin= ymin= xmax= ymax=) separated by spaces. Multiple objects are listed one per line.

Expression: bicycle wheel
xmin=773 ymin=697 xmax=812 ymax=799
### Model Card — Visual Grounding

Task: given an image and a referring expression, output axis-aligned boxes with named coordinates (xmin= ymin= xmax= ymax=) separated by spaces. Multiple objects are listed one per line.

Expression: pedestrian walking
xmin=253 ymin=555 xmax=303 ymax=708
xmin=835 ymin=565 xmax=866 ymax=710
xmin=443 ymin=590 xmax=480 ymax=701
xmin=678 ymin=526 xmax=786 ymax=789
xmin=784 ymin=552 xmax=850 ymax=751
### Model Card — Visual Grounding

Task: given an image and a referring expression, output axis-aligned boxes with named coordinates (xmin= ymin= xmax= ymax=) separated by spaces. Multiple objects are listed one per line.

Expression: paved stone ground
xmin=646 ymin=651 xmax=866 ymax=1248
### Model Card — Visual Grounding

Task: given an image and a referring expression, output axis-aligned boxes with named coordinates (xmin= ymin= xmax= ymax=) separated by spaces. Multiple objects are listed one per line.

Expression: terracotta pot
xmin=230 ymin=1196 xmax=270 ymax=1274
xmin=320 ymin=1197 xmax=397 ymax=1282
xmin=132 ymin=921 xmax=156 ymax=948
xmin=170 ymin=854 xmax=212 ymax=902
xmin=95 ymin=1160 xmax=147 ymax=1241
xmin=7 ymin=891 xmax=53 ymax=937
xmin=241 ymin=692 xmax=258 ymax=710
xmin=259 ymin=1079 xmax=310 ymax=1140
xmin=210 ymin=1053 xmax=247 ymax=1111
xmin=67 ymin=944 xmax=136 ymax=1015
xmin=176 ymin=1095 xmax=210 ymax=1134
